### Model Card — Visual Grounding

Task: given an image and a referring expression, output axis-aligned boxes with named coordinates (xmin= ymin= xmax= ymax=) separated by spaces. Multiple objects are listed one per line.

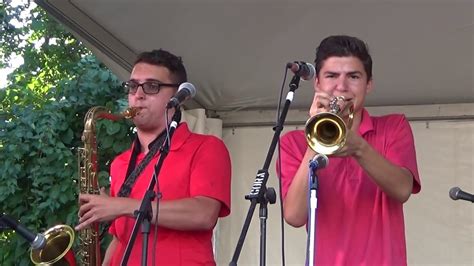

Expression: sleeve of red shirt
xmin=385 ymin=115 xmax=421 ymax=194
xmin=189 ymin=136 xmax=232 ymax=217
xmin=276 ymin=130 xmax=307 ymax=200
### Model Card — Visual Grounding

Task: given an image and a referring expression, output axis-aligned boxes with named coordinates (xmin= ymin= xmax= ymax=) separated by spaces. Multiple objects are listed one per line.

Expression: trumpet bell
xmin=30 ymin=224 xmax=75 ymax=265
xmin=305 ymin=112 xmax=348 ymax=155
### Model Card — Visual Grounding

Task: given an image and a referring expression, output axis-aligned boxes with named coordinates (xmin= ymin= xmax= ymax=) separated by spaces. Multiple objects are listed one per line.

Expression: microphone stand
xmin=307 ymin=157 xmax=321 ymax=266
xmin=120 ymin=111 xmax=181 ymax=266
xmin=0 ymin=213 xmax=46 ymax=250
xmin=229 ymin=75 xmax=302 ymax=266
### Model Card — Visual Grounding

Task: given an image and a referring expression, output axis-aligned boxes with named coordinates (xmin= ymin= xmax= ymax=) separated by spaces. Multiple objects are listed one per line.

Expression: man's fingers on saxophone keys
xmin=75 ymin=209 xmax=96 ymax=230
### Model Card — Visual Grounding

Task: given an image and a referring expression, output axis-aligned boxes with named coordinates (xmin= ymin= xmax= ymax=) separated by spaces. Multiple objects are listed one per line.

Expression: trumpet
xmin=305 ymin=96 xmax=354 ymax=155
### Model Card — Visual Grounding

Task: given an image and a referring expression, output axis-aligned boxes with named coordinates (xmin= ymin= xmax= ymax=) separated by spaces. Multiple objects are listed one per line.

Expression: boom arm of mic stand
xmin=229 ymin=75 xmax=301 ymax=266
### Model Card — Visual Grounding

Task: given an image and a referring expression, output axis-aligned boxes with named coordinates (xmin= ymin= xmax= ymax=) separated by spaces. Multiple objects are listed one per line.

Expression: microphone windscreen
xmin=178 ymin=82 xmax=197 ymax=98
xmin=449 ymin=187 xmax=460 ymax=200
xmin=313 ymin=154 xmax=329 ymax=169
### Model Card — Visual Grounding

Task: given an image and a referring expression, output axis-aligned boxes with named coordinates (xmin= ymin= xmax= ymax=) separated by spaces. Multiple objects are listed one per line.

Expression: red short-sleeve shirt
xmin=278 ymin=109 xmax=420 ymax=266
xmin=108 ymin=123 xmax=231 ymax=266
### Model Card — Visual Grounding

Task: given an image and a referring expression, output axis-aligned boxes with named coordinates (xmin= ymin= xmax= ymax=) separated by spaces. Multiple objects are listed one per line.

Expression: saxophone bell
xmin=30 ymin=225 xmax=75 ymax=265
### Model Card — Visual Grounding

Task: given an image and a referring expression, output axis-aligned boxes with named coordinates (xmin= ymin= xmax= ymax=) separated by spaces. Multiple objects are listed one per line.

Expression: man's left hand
xmin=333 ymin=130 xmax=367 ymax=158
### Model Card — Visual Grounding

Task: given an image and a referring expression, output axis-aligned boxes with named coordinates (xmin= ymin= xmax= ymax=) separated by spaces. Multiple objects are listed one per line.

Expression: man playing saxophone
xmin=75 ymin=49 xmax=231 ymax=266
xmin=278 ymin=35 xmax=421 ymax=265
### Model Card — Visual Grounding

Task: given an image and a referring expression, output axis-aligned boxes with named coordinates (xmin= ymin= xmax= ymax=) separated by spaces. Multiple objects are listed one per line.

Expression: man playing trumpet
xmin=278 ymin=35 xmax=421 ymax=265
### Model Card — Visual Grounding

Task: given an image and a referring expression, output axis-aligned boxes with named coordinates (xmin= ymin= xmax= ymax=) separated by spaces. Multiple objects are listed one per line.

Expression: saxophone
xmin=77 ymin=106 xmax=139 ymax=266
xmin=29 ymin=106 xmax=139 ymax=265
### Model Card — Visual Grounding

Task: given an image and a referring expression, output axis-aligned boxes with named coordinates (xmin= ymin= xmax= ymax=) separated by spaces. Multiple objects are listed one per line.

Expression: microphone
xmin=312 ymin=154 xmax=329 ymax=169
xmin=0 ymin=214 xmax=46 ymax=249
xmin=286 ymin=61 xmax=316 ymax=81
xmin=166 ymin=82 xmax=197 ymax=109
xmin=449 ymin=187 xmax=474 ymax=203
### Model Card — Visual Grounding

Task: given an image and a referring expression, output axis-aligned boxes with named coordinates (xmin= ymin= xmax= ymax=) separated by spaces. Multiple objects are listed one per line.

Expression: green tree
xmin=0 ymin=1 xmax=133 ymax=264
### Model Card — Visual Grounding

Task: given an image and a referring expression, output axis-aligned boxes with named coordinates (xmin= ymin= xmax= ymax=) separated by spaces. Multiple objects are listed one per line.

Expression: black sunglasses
xmin=122 ymin=80 xmax=179 ymax=95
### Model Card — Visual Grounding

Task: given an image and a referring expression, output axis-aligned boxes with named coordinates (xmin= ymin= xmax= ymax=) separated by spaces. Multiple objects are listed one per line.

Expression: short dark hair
xmin=134 ymin=49 xmax=187 ymax=84
xmin=314 ymin=35 xmax=372 ymax=81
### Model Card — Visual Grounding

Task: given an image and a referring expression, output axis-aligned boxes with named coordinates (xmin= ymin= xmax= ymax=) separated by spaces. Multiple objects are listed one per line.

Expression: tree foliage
xmin=0 ymin=1 xmax=133 ymax=264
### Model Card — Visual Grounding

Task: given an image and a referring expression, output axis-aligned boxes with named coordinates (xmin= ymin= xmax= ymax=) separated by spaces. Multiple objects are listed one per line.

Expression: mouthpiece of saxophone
xmin=123 ymin=107 xmax=141 ymax=119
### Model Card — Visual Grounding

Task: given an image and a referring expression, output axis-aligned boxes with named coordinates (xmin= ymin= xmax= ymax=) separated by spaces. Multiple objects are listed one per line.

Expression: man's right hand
xmin=309 ymin=91 xmax=332 ymax=117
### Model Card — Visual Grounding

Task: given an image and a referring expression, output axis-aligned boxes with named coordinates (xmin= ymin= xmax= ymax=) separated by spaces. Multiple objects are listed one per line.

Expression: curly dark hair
xmin=314 ymin=35 xmax=372 ymax=81
xmin=134 ymin=49 xmax=187 ymax=84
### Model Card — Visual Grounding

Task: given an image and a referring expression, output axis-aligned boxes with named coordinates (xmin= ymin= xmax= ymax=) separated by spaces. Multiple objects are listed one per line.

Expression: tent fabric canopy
xmin=36 ymin=0 xmax=474 ymax=113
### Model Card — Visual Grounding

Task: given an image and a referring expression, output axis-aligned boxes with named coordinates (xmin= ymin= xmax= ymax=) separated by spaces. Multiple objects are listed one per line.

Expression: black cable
xmin=275 ymin=65 xmax=290 ymax=266
xmin=151 ymin=109 xmax=170 ymax=266
xmin=151 ymin=108 xmax=181 ymax=266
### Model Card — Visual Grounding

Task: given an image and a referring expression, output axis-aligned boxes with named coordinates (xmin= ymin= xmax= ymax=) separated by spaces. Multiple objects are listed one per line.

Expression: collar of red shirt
xmin=357 ymin=108 xmax=374 ymax=136
xmin=169 ymin=122 xmax=191 ymax=151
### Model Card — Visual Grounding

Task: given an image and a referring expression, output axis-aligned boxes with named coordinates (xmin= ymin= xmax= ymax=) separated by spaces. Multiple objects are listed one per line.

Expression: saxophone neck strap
xmin=117 ymin=129 xmax=168 ymax=198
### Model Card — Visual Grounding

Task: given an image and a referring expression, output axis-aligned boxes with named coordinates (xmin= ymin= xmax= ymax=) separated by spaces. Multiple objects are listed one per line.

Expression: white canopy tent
xmin=36 ymin=0 xmax=474 ymax=113
xmin=35 ymin=1 xmax=474 ymax=265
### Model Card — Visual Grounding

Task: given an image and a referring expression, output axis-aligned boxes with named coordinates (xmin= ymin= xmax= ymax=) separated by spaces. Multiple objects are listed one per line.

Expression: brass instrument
xmin=30 ymin=225 xmax=75 ymax=265
xmin=30 ymin=106 xmax=139 ymax=265
xmin=77 ymin=106 xmax=139 ymax=266
xmin=305 ymin=96 xmax=354 ymax=155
